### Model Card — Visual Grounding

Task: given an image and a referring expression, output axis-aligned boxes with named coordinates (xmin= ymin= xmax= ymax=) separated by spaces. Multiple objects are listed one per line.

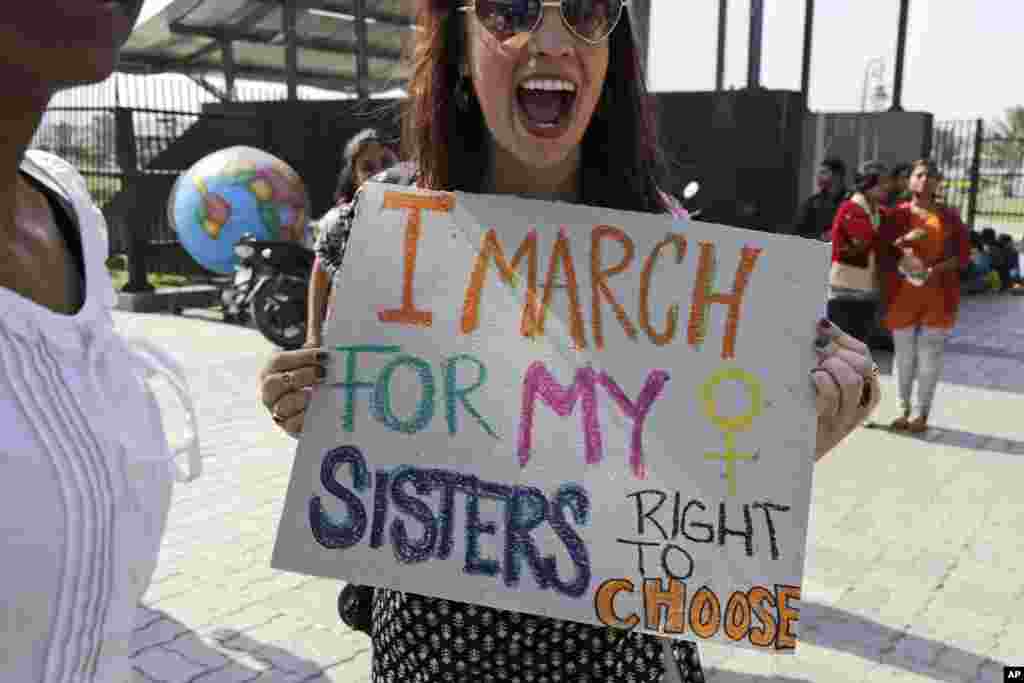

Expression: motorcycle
xmin=222 ymin=233 xmax=315 ymax=350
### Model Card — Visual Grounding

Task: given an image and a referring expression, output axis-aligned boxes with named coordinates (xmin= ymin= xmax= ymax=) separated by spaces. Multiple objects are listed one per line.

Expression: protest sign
xmin=272 ymin=183 xmax=830 ymax=653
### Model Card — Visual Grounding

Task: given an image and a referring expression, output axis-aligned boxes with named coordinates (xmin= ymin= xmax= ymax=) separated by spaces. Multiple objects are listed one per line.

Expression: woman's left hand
xmin=811 ymin=319 xmax=881 ymax=461
xmin=259 ymin=347 xmax=330 ymax=438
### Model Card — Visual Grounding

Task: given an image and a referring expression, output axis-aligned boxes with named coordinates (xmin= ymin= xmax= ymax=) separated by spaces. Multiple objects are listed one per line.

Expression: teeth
xmin=520 ymin=78 xmax=576 ymax=93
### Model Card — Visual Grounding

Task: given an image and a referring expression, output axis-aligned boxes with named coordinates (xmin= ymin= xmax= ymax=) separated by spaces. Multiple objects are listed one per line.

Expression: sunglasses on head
xmin=457 ymin=0 xmax=629 ymax=46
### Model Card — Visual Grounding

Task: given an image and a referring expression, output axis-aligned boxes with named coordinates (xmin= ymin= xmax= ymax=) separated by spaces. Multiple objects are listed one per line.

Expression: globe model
xmin=168 ymin=147 xmax=310 ymax=274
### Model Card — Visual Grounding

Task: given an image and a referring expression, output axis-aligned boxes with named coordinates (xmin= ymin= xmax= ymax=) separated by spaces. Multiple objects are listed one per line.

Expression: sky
xmin=138 ymin=0 xmax=1020 ymax=124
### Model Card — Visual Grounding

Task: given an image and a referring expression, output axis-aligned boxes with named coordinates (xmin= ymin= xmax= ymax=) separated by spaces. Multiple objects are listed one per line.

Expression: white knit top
xmin=1 ymin=151 xmax=200 ymax=683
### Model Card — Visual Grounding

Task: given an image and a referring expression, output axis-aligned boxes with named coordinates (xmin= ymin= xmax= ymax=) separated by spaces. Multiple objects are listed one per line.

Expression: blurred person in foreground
xmin=826 ymin=161 xmax=892 ymax=344
xmin=880 ymin=160 xmax=970 ymax=434
xmin=305 ymin=129 xmax=399 ymax=349
xmin=0 ymin=2 xmax=201 ymax=681
xmin=792 ymin=157 xmax=848 ymax=240
xmin=256 ymin=0 xmax=881 ymax=679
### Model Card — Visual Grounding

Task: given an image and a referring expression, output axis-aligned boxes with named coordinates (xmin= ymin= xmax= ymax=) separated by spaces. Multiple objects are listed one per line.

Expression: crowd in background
xmin=793 ymin=156 xmax=1022 ymax=298
xmin=791 ymin=156 xmax=1021 ymax=433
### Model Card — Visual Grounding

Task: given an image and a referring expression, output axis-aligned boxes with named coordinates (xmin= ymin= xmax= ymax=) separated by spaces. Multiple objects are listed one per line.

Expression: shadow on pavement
xmin=132 ymin=607 xmax=366 ymax=682
xmin=917 ymin=426 xmax=1023 ymax=455
xmin=864 ymin=422 xmax=1024 ymax=456
xmin=703 ymin=671 xmax=811 ymax=683
xmin=799 ymin=600 xmax=1006 ymax=682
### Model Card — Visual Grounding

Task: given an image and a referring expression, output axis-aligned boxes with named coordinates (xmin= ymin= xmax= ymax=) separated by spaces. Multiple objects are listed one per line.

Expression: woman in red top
xmin=826 ymin=161 xmax=892 ymax=343
xmin=879 ymin=160 xmax=971 ymax=433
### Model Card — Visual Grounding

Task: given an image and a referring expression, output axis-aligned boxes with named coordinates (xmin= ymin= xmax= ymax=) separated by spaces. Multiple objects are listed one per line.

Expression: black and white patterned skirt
xmin=371 ymin=589 xmax=705 ymax=683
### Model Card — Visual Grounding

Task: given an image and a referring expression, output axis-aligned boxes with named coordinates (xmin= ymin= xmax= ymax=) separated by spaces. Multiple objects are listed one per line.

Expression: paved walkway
xmin=116 ymin=293 xmax=1024 ymax=683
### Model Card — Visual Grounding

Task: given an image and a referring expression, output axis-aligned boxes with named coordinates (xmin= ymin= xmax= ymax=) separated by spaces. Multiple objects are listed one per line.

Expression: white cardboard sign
xmin=272 ymin=183 xmax=830 ymax=653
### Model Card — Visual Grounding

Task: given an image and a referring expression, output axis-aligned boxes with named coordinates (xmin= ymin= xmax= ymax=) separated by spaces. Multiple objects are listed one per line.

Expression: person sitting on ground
xmin=306 ymin=129 xmax=399 ymax=349
xmin=978 ymin=227 xmax=1009 ymax=291
xmin=792 ymin=157 xmax=849 ymax=241
xmin=961 ymin=232 xmax=993 ymax=295
xmin=995 ymin=233 xmax=1019 ymax=290
xmin=999 ymin=234 xmax=1022 ymax=287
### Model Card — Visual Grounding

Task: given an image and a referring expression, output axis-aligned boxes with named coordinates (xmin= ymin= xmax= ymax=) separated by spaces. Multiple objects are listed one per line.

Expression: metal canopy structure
xmin=119 ymin=0 xmax=413 ymax=100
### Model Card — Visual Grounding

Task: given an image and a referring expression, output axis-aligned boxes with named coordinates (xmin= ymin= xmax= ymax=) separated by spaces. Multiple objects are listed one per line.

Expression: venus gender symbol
xmin=700 ymin=367 xmax=764 ymax=496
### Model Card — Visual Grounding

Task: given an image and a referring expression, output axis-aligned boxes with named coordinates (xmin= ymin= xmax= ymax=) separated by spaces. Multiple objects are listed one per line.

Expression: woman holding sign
xmin=258 ymin=0 xmax=881 ymax=680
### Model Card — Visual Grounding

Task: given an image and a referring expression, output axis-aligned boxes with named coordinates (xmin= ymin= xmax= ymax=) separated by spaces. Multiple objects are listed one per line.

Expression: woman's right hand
xmin=259 ymin=347 xmax=330 ymax=438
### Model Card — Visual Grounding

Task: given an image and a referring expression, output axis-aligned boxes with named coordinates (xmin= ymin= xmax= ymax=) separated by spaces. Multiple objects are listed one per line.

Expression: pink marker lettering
xmin=598 ymin=370 xmax=670 ymax=480
xmin=518 ymin=362 xmax=602 ymax=468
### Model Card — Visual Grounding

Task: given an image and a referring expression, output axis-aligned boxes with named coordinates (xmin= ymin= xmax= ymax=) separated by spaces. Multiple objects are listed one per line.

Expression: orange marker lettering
xmin=642 ymin=577 xmax=686 ymax=633
xmin=594 ymin=578 xmax=640 ymax=629
xmin=723 ymin=591 xmax=752 ymax=641
xmin=461 ymin=229 xmax=540 ymax=338
xmin=538 ymin=228 xmax=587 ymax=350
xmin=774 ymin=584 xmax=801 ymax=651
xmin=639 ymin=234 xmax=687 ymax=346
xmin=687 ymin=242 xmax=762 ymax=359
xmin=377 ymin=190 xmax=455 ymax=327
xmin=688 ymin=586 xmax=722 ymax=639
xmin=590 ymin=225 xmax=637 ymax=350
xmin=747 ymin=585 xmax=778 ymax=648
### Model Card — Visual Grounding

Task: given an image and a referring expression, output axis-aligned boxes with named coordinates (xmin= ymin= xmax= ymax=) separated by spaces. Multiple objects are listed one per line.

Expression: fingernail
xmin=315 ymin=366 xmax=327 ymax=380
xmin=316 ymin=351 xmax=331 ymax=364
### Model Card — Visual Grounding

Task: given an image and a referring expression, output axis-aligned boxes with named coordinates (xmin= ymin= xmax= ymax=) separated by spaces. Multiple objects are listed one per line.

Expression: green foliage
xmin=107 ymin=264 xmax=191 ymax=292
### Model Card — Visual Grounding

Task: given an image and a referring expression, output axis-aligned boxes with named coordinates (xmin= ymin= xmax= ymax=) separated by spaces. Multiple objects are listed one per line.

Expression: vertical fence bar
xmin=716 ymin=0 xmax=727 ymax=91
xmin=890 ymin=0 xmax=910 ymax=111
xmin=967 ymin=118 xmax=984 ymax=229
xmin=747 ymin=0 xmax=764 ymax=89
xmin=116 ymin=107 xmax=153 ymax=292
xmin=800 ymin=0 xmax=815 ymax=103
xmin=283 ymin=0 xmax=299 ymax=100
xmin=354 ymin=0 xmax=370 ymax=101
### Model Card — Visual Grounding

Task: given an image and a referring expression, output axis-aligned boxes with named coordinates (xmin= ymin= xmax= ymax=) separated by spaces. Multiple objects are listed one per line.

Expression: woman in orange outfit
xmin=879 ymin=159 xmax=970 ymax=433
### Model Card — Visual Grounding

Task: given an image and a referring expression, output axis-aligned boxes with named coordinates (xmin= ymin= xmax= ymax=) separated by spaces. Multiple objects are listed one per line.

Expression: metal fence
xmin=30 ymin=73 xmax=343 ymax=279
xmin=932 ymin=119 xmax=1024 ymax=233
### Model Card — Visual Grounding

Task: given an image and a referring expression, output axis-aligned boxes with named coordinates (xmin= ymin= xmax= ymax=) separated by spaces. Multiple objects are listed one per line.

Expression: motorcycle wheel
xmin=252 ymin=275 xmax=308 ymax=350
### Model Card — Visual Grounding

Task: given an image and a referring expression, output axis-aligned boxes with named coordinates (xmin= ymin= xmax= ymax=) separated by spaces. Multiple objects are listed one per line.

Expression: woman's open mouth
xmin=516 ymin=78 xmax=578 ymax=139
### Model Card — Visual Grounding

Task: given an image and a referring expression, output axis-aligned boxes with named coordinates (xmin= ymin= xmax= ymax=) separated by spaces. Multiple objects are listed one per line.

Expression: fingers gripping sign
xmin=811 ymin=319 xmax=881 ymax=459
xmin=260 ymin=347 xmax=332 ymax=438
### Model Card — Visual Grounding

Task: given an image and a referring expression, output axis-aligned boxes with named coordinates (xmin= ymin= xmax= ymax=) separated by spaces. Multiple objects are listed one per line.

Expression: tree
xmin=932 ymin=125 xmax=962 ymax=172
xmin=90 ymin=112 xmax=117 ymax=168
xmin=989 ymin=106 xmax=1024 ymax=197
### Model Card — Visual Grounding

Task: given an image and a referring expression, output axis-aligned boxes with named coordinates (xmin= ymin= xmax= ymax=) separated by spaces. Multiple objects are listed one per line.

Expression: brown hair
xmin=402 ymin=1 xmax=671 ymax=213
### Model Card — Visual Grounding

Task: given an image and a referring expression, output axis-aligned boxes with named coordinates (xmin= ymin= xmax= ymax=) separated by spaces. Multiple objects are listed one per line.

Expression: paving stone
xmin=133 ymin=646 xmax=210 ymax=683
xmin=163 ymin=633 xmax=233 ymax=670
xmin=189 ymin=662 xmax=264 ymax=683
xmin=132 ymin=618 xmax=191 ymax=655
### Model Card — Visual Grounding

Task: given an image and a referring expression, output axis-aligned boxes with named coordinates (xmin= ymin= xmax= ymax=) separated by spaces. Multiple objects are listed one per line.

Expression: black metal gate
xmin=31 ymin=75 xmax=297 ymax=287
xmin=932 ymin=119 xmax=1024 ymax=233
